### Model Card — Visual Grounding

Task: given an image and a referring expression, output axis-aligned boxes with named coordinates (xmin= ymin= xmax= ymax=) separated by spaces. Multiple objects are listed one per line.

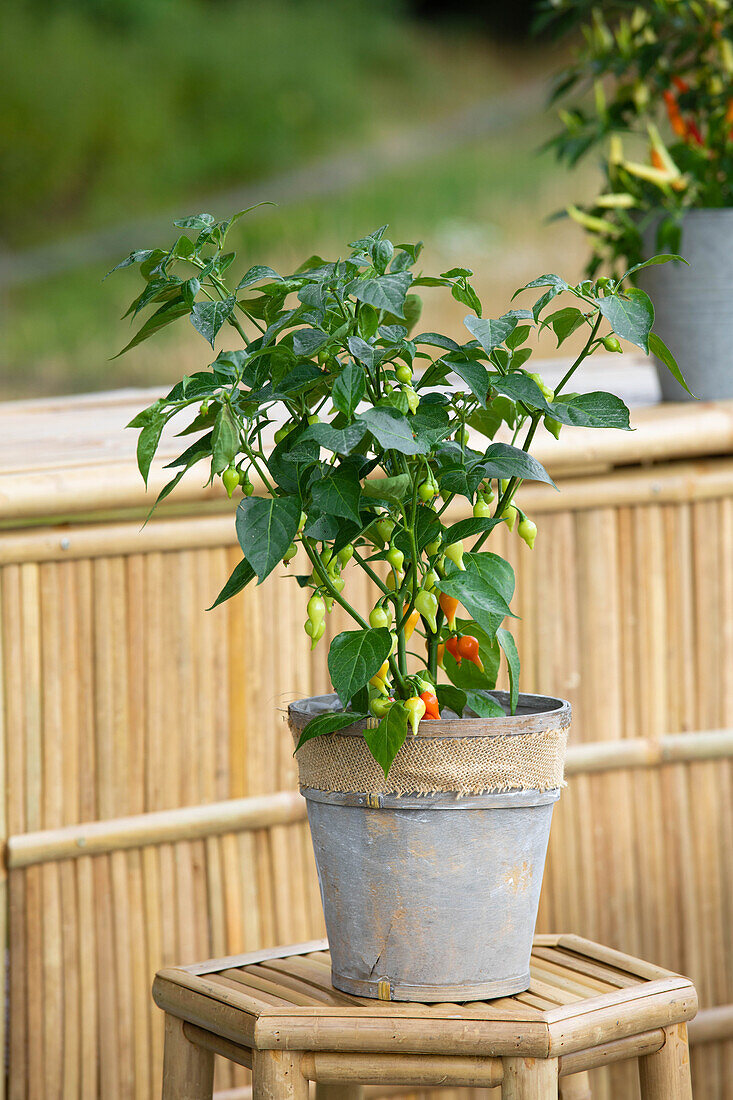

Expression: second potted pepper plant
xmin=113 ymin=212 xmax=683 ymax=1001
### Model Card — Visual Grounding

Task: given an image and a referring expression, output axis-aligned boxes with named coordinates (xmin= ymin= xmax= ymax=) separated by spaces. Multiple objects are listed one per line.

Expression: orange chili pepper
xmin=403 ymin=606 xmax=420 ymax=641
xmin=726 ymin=98 xmax=733 ymax=125
xmin=672 ymin=75 xmax=690 ymax=94
xmin=438 ymin=593 xmax=459 ymax=631
xmin=445 ymin=635 xmax=461 ymax=664
xmin=456 ymin=635 xmax=484 ymax=672
xmin=663 ymin=90 xmax=687 ymax=138
xmin=419 ymin=689 xmax=441 ymax=719
xmin=436 ymin=642 xmax=445 ymax=669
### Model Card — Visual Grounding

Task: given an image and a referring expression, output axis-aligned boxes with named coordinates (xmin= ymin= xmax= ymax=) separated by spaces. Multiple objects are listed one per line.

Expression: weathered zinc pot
xmin=288 ymin=690 xmax=571 ymax=1002
xmin=640 ymin=209 xmax=733 ymax=401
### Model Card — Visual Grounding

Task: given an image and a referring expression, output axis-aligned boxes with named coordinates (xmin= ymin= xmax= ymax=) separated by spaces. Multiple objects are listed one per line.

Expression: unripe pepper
xmin=419 ymin=690 xmax=441 ymax=720
xmin=423 ymin=568 xmax=439 ymax=592
xmin=395 ymin=364 xmax=413 ymax=385
xmin=528 ymin=372 xmax=554 ymax=402
xmin=418 ymin=479 xmax=436 ymax=502
xmin=518 ymin=516 xmax=537 ymax=550
xmin=503 ymin=504 xmax=518 ymax=532
xmin=337 ymin=543 xmax=354 ymax=567
xmin=283 ymin=543 xmax=297 ymax=566
xmin=304 ymin=618 xmax=325 ymax=649
xmin=454 ymin=425 xmax=469 ymax=446
xmin=386 ymin=546 xmax=404 ymax=572
xmin=376 ymin=518 xmax=395 ymax=545
xmin=405 ymin=696 xmax=426 ymax=735
xmin=457 ymin=635 xmax=483 ymax=671
xmin=222 ymin=464 xmax=241 ymax=498
xmin=370 ymin=696 xmax=393 ymax=718
xmin=602 ymin=334 xmax=623 ymax=354
xmin=415 ymin=590 xmax=438 ymax=633
xmin=438 ymin=593 xmax=459 ymax=631
xmin=402 ymin=386 xmax=420 ymax=414
xmin=369 ymin=605 xmax=392 ymax=630
xmin=445 ymin=540 xmax=465 ymax=571
xmin=425 ymin=537 xmax=442 ymax=557
xmin=544 ymin=415 xmax=562 ymax=440
xmin=473 ymin=497 xmax=493 ymax=519
xmin=307 ymin=594 xmax=326 ymax=630
xmin=274 ymin=424 xmax=293 ymax=444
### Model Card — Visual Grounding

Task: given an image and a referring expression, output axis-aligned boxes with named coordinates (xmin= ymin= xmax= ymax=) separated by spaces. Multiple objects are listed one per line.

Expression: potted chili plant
xmin=112 ymin=212 xmax=682 ymax=1001
xmin=543 ymin=0 xmax=733 ymax=400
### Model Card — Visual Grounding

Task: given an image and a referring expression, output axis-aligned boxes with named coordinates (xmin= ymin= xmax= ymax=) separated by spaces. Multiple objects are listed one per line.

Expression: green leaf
xmin=333 ymin=361 xmax=366 ymax=419
xmin=444 ymin=355 xmax=492 ymax=405
xmin=295 ymin=710 xmax=368 ymax=751
xmin=548 ymin=392 xmax=630 ymax=430
xmin=136 ymin=414 xmax=166 ymax=488
xmin=293 ymin=328 xmax=328 ymax=357
xmin=464 ymin=314 xmax=517 ymax=353
xmin=311 ymin=471 xmax=362 ymax=525
xmin=327 ymin=628 xmax=393 ymax=706
xmin=436 ymin=685 xmax=467 ymax=717
xmin=413 ymin=332 xmax=462 ymax=352
xmin=481 ymin=443 xmax=557 ymax=488
xmin=207 ymin=557 xmax=255 ymax=610
xmin=648 ymin=332 xmax=694 ymax=398
xmin=211 ymin=404 xmax=240 ymax=474
xmin=546 ymin=307 xmax=585 ymax=346
xmin=236 ymin=265 xmax=283 ymax=291
xmin=357 ymin=408 xmax=430 ymax=455
xmin=436 ymin=567 xmax=514 ymax=638
xmin=443 ymin=516 xmax=503 ymax=543
xmin=597 ymin=288 xmax=654 ymax=353
xmin=190 ymin=296 xmax=237 ymax=347
xmin=451 ymin=281 xmax=482 ymax=316
xmin=622 ymin=254 xmax=687 ymax=282
xmin=497 ymin=627 xmax=520 ymax=715
xmin=490 ymin=372 xmax=549 ymax=412
xmin=302 ymin=422 xmax=368 ymax=455
xmin=512 ymin=274 xmax=569 ymax=298
xmin=235 ymin=496 xmax=301 ymax=584
xmin=104 ymin=249 xmax=156 ymax=279
xmin=113 ymin=298 xmax=189 ymax=357
xmin=464 ymin=553 xmax=515 ymax=605
xmin=464 ymin=690 xmax=506 ymax=718
xmin=349 ymin=272 xmax=413 ymax=318
xmin=363 ymin=701 xmax=409 ymax=777
xmin=173 ymin=213 xmax=215 ymax=229
xmin=361 ymin=473 xmax=411 ymax=504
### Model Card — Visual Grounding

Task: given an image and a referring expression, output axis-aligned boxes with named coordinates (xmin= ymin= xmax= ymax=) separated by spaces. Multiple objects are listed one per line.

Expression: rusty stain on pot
xmin=505 ymin=860 xmax=533 ymax=894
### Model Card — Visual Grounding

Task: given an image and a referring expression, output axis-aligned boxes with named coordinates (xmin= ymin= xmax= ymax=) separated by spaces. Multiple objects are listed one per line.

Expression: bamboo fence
xmin=1 ymin=391 xmax=732 ymax=1098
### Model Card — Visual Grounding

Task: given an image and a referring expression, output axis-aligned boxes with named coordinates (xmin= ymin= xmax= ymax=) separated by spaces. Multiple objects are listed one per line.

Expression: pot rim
xmin=289 ymin=690 xmax=571 ymax=740
xmin=301 ymin=786 xmax=561 ymax=809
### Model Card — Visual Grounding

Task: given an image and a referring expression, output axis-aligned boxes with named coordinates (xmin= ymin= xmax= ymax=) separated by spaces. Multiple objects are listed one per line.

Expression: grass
xmin=1 ymin=113 xmax=600 ymax=400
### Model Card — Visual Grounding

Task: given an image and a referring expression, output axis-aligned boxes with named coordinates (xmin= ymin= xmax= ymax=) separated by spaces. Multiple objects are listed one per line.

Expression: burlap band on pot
xmin=288 ymin=692 xmax=571 ymax=797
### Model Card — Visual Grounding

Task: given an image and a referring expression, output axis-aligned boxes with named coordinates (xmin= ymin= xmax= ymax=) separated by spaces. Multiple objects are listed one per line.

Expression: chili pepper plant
xmin=541 ymin=0 xmax=733 ymax=273
xmin=113 ymin=213 xmax=682 ymax=776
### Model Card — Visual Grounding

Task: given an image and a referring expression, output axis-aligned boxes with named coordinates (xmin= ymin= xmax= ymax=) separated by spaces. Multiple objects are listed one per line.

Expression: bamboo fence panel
xmin=2 ymin=393 xmax=733 ymax=1097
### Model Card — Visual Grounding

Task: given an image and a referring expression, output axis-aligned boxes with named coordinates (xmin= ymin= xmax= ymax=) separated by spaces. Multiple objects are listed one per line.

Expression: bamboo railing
xmin=1 ymin=390 xmax=733 ymax=1098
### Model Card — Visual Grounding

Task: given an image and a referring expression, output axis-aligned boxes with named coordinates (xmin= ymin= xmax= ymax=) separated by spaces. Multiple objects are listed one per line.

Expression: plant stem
xmin=554 ymin=313 xmax=602 ymax=396
xmin=303 ymin=540 xmax=368 ymax=629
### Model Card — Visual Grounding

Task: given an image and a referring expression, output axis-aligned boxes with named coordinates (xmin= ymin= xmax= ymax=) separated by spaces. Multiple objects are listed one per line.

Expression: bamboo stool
xmin=153 ymin=934 xmax=697 ymax=1100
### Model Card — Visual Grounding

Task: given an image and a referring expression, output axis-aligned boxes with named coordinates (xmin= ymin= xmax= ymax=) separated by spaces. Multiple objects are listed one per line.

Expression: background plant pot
xmin=289 ymin=691 xmax=570 ymax=1002
xmin=640 ymin=209 xmax=733 ymax=401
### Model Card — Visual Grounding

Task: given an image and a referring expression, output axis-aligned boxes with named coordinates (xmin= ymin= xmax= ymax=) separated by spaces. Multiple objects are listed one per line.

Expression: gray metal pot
xmin=291 ymin=691 xmax=569 ymax=1002
xmin=640 ymin=209 xmax=733 ymax=401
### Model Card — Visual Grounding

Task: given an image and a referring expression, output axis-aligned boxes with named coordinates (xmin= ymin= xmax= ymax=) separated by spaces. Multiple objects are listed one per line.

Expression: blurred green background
xmin=0 ymin=0 xmax=596 ymax=398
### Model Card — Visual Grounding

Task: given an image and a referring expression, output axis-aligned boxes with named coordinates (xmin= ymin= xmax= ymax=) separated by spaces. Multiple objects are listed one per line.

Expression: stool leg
xmin=316 ymin=1086 xmax=363 ymax=1100
xmin=502 ymin=1057 xmax=559 ymax=1099
xmin=638 ymin=1023 xmax=693 ymax=1100
xmin=161 ymin=1014 xmax=214 ymax=1100
xmin=559 ymin=1071 xmax=592 ymax=1100
xmin=253 ymin=1050 xmax=309 ymax=1100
